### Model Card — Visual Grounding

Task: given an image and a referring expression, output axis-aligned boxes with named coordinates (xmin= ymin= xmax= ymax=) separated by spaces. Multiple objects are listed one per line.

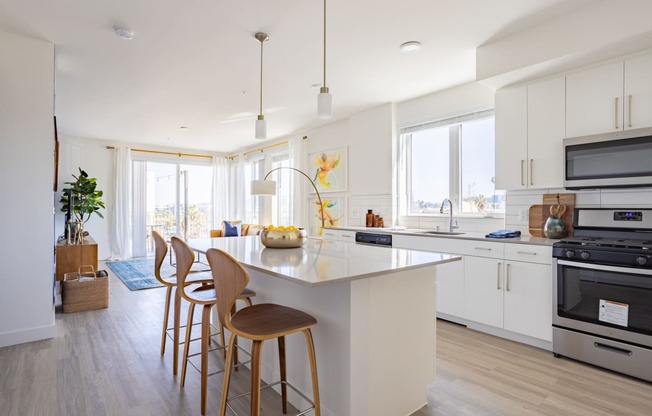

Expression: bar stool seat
xmin=230 ymin=304 xmax=317 ymax=338
xmin=206 ymin=248 xmax=320 ymax=416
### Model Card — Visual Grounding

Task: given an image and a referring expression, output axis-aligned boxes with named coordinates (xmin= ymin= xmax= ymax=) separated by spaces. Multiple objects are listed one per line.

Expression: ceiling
xmin=0 ymin=0 xmax=591 ymax=153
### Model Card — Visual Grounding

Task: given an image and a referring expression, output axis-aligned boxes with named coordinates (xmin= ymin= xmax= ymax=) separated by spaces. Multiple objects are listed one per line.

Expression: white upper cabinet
xmin=495 ymin=85 xmax=528 ymax=190
xmin=625 ymin=54 xmax=652 ymax=130
xmin=527 ymin=76 xmax=566 ymax=189
xmin=567 ymin=55 xmax=652 ymax=137
xmin=495 ymin=76 xmax=565 ymax=190
xmin=566 ymin=62 xmax=623 ymax=137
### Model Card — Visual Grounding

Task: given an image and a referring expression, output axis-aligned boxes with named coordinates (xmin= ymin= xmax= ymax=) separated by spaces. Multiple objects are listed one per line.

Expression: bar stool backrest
xmin=170 ymin=237 xmax=196 ymax=302
xmin=152 ymin=230 xmax=168 ymax=284
xmin=205 ymin=248 xmax=250 ymax=330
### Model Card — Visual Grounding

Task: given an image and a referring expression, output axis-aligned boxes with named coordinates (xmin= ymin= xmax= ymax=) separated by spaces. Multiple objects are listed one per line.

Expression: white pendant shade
xmin=250 ymin=179 xmax=277 ymax=196
xmin=318 ymin=89 xmax=332 ymax=120
xmin=255 ymin=117 xmax=267 ymax=140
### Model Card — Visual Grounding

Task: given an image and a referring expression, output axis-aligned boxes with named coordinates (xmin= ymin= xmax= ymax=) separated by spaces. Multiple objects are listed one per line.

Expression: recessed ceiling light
xmin=113 ymin=25 xmax=134 ymax=40
xmin=179 ymin=126 xmax=189 ymax=130
xmin=400 ymin=41 xmax=421 ymax=53
xmin=311 ymin=83 xmax=322 ymax=89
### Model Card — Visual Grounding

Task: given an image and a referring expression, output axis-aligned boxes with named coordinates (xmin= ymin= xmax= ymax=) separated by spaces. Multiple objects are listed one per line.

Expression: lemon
xmin=277 ymin=226 xmax=287 ymax=231
xmin=267 ymin=225 xmax=276 ymax=231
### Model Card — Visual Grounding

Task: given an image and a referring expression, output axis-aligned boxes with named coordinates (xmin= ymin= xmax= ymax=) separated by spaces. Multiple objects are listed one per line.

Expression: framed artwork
xmin=309 ymin=197 xmax=346 ymax=236
xmin=308 ymin=147 xmax=347 ymax=193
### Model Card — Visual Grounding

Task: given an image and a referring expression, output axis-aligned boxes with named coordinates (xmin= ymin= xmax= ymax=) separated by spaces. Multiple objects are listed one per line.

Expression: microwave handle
xmin=557 ymin=259 xmax=652 ymax=276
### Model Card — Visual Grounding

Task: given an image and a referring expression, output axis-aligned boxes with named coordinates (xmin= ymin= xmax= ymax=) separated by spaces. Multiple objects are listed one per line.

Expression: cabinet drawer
xmin=322 ymin=229 xmax=338 ymax=241
xmin=463 ymin=240 xmax=504 ymax=259
xmin=337 ymin=230 xmax=356 ymax=242
xmin=504 ymin=244 xmax=551 ymax=264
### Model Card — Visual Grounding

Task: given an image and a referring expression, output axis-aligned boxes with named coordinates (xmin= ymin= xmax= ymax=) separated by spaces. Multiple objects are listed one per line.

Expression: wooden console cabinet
xmin=55 ymin=236 xmax=98 ymax=281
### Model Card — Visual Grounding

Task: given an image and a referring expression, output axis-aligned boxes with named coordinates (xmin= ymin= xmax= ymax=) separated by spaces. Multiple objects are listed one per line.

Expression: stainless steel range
xmin=552 ymin=208 xmax=652 ymax=382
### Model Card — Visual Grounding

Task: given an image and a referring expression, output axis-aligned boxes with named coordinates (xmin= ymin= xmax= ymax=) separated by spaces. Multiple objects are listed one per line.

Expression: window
xmin=243 ymin=158 xmax=264 ymax=224
xmin=400 ymin=110 xmax=505 ymax=215
xmin=271 ymin=153 xmax=292 ymax=226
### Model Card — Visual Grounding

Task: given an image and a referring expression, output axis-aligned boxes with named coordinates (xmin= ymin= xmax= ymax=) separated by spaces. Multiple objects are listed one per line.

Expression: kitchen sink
xmin=420 ymin=230 xmax=465 ymax=235
xmin=402 ymin=229 xmax=465 ymax=236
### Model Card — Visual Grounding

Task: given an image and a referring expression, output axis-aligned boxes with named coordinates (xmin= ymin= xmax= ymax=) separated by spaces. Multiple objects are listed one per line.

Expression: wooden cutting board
xmin=528 ymin=193 xmax=576 ymax=238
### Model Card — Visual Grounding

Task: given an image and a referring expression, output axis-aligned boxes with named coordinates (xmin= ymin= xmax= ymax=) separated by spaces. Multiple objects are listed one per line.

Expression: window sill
xmin=403 ymin=213 xmax=505 ymax=220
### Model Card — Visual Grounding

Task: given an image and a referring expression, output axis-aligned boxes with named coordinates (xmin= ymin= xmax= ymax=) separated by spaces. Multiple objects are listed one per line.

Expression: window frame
xmin=399 ymin=109 xmax=503 ymax=218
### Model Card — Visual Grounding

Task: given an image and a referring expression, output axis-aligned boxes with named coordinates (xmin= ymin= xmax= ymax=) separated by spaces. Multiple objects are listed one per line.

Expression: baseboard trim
xmin=0 ymin=323 xmax=57 ymax=348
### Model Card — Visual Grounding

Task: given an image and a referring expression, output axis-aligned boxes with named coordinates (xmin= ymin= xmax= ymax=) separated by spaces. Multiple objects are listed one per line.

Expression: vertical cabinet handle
xmin=529 ymin=159 xmax=534 ymax=186
xmin=506 ymin=263 xmax=511 ymax=291
xmin=520 ymin=160 xmax=525 ymax=186
xmin=497 ymin=262 xmax=502 ymax=290
xmin=628 ymin=94 xmax=633 ymax=128
xmin=615 ymin=97 xmax=619 ymax=129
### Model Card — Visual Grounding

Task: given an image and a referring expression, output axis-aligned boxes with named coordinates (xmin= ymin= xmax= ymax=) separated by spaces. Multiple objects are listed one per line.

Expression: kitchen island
xmin=188 ymin=236 xmax=460 ymax=416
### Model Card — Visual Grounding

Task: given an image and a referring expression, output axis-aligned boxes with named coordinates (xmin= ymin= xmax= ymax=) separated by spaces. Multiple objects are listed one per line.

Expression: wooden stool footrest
xmin=225 ymin=380 xmax=316 ymax=416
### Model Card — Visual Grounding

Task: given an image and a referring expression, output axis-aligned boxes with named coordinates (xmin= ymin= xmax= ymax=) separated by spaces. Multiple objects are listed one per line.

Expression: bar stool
xmin=152 ymin=231 xmax=213 ymax=374
xmin=205 ymin=248 xmax=320 ymax=416
xmin=171 ymin=237 xmax=256 ymax=415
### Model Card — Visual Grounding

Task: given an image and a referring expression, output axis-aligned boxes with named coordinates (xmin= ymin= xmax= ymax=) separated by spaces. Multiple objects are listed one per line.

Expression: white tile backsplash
xmin=505 ymin=187 xmax=652 ymax=235
xmin=349 ymin=194 xmax=395 ymax=227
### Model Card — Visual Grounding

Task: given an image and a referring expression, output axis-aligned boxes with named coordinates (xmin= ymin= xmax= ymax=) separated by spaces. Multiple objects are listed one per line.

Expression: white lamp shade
xmin=318 ymin=91 xmax=332 ymax=119
xmin=250 ymin=179 xmax=277 ymax=196
xmin=255 ymin=118 xmax=267 ymax=139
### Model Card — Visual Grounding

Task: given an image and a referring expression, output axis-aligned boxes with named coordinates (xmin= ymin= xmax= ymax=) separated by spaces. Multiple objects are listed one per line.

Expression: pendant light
xmin=318 ymin=0 xmax=332 ymax=119
xmin=255 ymin=32 xmax=269 ymax=139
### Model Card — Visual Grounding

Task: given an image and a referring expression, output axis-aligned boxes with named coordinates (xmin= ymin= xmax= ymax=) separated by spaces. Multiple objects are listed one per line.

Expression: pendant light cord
xmin=323 ymin=0 xmax=327 ymax=87
xmin=260 ymin=37 xmax=264 ymax=116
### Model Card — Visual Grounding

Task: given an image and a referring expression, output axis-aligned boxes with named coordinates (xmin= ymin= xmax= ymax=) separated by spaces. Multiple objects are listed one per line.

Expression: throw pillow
xmin=222 ymin=220 xmax=242 ymax=237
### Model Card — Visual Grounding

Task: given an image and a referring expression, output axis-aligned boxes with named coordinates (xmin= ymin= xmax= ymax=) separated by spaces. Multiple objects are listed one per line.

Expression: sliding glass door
xmin=133 ymin=160 xmax=212 ymax=256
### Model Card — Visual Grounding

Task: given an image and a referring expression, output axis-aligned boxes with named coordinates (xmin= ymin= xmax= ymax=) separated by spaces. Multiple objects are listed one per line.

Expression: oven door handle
xmin=557 ymin=259 xmax=652 ymax=276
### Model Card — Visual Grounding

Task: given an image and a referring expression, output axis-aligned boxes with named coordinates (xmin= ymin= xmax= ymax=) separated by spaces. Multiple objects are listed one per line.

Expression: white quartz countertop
xmin=330 ymin=226 xmax=557 ymax=246
xmin=187 ymin=236 xmax=460 ymax=287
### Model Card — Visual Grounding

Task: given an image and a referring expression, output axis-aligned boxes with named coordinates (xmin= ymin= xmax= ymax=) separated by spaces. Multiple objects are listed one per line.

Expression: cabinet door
xmin=322 ymin=229 xmax=338 ymax=241
xmin=464 ymin=256 xmax=503 ymax=328
xmin=566 ymin=62 xmax=624 ymax=137
xmin=625 ymin=54 xmax=652 ymax=130
xmin=393 ymin=235 xmax=465 ymax=318
xmin=527 ymin=76 xmax=565 ymax=189
xmin=503 ymin=261 xmax=552 ymax=341
xmin=337 ymin=230 xmax=356 ymax=242
xmin=436 ymin=258 xmax=465 ymax=317
xmin=495 ymin=85 xmax=528 ymax=190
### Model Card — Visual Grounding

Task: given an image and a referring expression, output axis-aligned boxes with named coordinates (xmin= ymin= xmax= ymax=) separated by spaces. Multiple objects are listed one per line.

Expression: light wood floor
xmin=1 ymin=263 xmax=651 ymax=415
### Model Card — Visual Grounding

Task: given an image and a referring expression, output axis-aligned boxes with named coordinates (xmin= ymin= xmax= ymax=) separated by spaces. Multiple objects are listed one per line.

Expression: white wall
xmin=56 ymin=137 xmax=115 ymax=260
xmin=0 ymin=31 xmax=56 ymax=347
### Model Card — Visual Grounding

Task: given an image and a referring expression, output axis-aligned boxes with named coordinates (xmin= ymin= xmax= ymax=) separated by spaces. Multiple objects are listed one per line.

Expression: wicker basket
xmin=62 ymin=265 xmax=109 ymax=313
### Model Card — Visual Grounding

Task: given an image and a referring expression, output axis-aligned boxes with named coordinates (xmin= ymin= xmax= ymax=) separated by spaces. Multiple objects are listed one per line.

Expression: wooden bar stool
xmin=205 ymin=248 xmax=320 ymax=416
xmin=152 ymin=230 xmax=213 ymax=375
xmin=171 ymin=237 xmax=255 ymax=415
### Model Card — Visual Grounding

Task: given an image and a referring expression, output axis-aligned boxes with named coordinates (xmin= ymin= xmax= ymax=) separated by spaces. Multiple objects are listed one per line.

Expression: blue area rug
xmin=106 ymin=258 xmax=169 ymax=291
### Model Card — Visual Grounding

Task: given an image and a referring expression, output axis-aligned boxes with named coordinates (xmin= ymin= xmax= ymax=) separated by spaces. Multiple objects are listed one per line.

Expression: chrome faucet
xmin=440 ymin=198 xmax=459 ymax=232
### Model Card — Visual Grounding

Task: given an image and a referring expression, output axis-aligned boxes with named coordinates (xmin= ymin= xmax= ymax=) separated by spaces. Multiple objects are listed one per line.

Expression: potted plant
xmin=60 ymin=168 xmax=105 ymax=243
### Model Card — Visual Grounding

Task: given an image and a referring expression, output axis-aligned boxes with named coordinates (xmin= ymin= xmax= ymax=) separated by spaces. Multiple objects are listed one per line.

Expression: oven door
xmin=553 ymin=259 xmax=652 ymax=348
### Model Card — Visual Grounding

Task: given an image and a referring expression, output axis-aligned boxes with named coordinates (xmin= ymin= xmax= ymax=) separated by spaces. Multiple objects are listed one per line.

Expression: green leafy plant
xmin=60 ymin=168 xmax=105 ymax=223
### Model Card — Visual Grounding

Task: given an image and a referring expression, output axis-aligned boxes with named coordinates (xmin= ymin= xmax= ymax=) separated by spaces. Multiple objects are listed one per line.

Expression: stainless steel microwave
xmin=564 ymin=127 xmax=652 ymax=189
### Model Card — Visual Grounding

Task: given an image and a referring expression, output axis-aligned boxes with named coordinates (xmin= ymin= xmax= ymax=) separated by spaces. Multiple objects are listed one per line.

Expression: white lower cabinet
xmin=503 ymin=260 xmax=552 ymax=341
xmin=465 ymin=242 xmax=552 ymax=342
xmin=464 ymin=256 xmax=504 ymax=328
xmin=323 ymin=229 xmax=356 ymax=242
xmin=392 ymin=235 xmax=465 ymax=318
xmin=390 ymin=233 xmax=553 ymax=343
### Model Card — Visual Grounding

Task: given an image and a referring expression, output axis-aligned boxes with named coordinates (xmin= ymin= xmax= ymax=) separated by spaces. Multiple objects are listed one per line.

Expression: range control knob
xmin=565 ymin=250 xmax=575 ymax=259
xmin=636 ymin=256 xmax=648 ymax=266
xmin=580 ymin=251 xmax=591 ymax=260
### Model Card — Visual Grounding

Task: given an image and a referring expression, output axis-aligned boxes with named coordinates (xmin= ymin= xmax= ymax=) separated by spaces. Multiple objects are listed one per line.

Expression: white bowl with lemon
xmin=260 ymin=225 xmax=307 ymax=248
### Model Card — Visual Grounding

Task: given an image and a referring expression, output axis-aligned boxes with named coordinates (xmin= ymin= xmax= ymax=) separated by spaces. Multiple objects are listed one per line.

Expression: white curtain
xmin=212 ymin=156 xmax=228 ymax=230
xmin=289 ymin=136 xmax=307 ymax=227
xmin=233 ymin=156 xmax=246 ymax=220
xmin=110 ymin=147 xmax=132 ymax=260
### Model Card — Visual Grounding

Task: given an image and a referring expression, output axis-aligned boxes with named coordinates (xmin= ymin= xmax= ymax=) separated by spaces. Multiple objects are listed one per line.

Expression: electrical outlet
xmin=519 ymin=208 xmax=528 ymax=222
